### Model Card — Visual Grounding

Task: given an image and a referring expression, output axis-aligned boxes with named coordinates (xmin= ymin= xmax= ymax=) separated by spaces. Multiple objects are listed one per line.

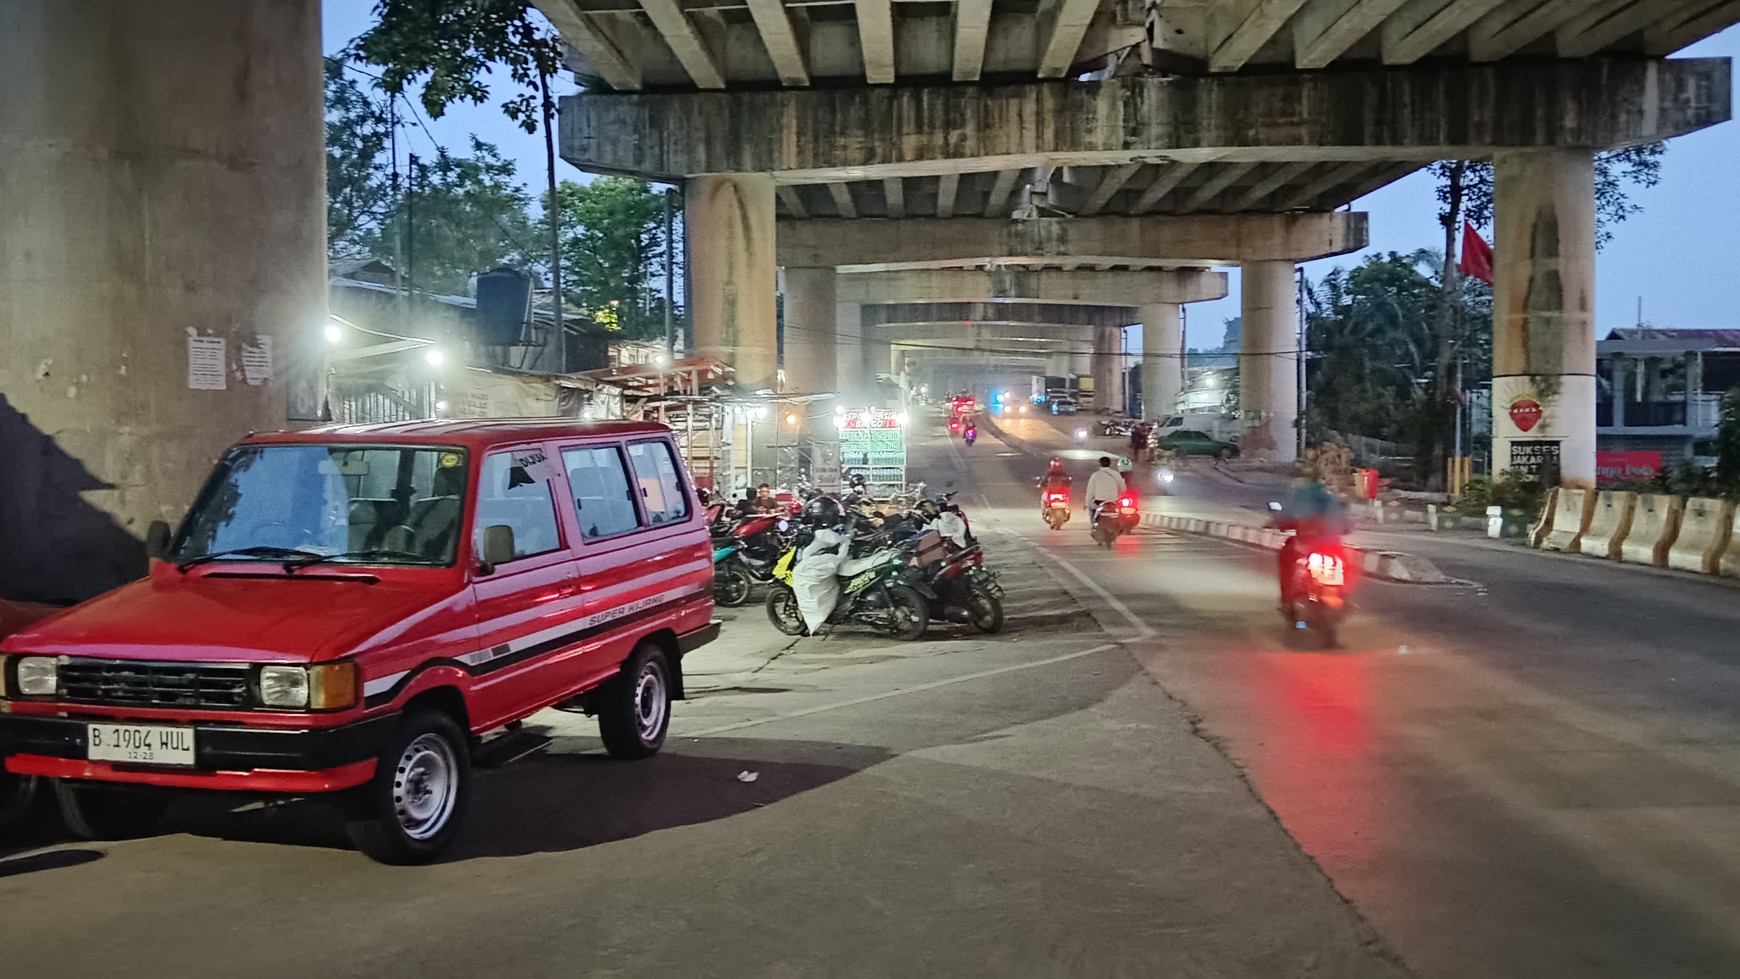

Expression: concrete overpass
xmin=539 ymin=0 xmax=1737 ymax=475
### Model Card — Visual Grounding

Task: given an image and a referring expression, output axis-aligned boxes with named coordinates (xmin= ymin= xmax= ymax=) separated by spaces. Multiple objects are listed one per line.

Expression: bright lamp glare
xmin=424 ymin=348 xmax=446 ymax=367
xmin=785 ymin=413 xmax=798 ymax=426
xmin=896 ymin=412 xmax=910 ymax=426
xmin=323 ymin=323 xmax=343 ymax=344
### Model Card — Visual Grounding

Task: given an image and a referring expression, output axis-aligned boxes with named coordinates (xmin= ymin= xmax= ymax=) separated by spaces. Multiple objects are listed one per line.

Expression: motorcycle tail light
xmin=1046 ymin=493 xmax=1067 ymax=503
xmin=1307 ymin=552 xmax=1345 ymax=586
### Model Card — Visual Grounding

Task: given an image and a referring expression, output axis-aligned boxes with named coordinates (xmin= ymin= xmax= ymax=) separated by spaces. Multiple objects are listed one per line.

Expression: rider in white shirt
xmin=1084 ymin=456 xmax=1126 ymax=528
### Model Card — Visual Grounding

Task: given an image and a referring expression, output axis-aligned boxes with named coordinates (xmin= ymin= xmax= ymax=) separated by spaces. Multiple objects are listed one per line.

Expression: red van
xmin=0 ymin=420 xmax=718 ymax=862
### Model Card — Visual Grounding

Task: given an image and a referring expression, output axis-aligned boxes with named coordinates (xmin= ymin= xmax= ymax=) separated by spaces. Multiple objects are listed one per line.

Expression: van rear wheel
xmin=345 ymin=708 xmax=471 ymax=865
xmin=53 ymin=780 xmax=168 ymax=841
xmin=598 ymin=643 xmax=672 ymax=760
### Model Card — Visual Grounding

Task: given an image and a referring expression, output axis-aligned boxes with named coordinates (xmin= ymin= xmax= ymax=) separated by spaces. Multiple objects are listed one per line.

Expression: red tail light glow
xmin=1307 ymin=552 xmax=1345 ymax=586
xmin=1118 ymin=495 xmax=1136 ymax=515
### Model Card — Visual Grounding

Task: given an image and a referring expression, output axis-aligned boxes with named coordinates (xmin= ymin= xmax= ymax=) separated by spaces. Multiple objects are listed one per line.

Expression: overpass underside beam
xmin=560 ymin=59 xmax=1730 ymax=180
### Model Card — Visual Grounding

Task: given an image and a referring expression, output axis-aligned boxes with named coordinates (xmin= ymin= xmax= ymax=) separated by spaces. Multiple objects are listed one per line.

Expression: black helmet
xmin=801 ymin=495 xmax=844 ymax=527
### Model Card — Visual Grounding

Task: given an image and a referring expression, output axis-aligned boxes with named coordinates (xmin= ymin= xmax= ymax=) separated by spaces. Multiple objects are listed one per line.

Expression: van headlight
xmin=12 ymin=656 xmax=59 ymax=697
xmin=257 ymin=663 xmax=357 ymax=711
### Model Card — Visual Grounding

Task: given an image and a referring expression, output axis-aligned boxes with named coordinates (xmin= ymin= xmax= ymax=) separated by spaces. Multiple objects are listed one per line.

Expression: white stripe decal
xmin=363 ymin=671 xmax=409 ymax=697
xmin=365 ymin=578 xmax=708 ymax=699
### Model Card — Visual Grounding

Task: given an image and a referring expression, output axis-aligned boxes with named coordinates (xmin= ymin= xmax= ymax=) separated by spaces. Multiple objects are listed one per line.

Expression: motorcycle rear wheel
xmin=882 ymin=585 xmax=930 ymax=641
xmin=764 ymin=583 xmax=807 ymax=636
xmin=965 ymin=582 xmax=1004 ymax=634
xmin=714 ymin=565 xmax=753 ymax=608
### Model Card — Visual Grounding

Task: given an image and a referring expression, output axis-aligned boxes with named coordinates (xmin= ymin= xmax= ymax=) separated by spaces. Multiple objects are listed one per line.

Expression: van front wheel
xmin=53 ymin=780 xmax=168 ymax=841
xmin=345 ymin=709 xmax=471 ymax=865
xmin=598 ymin=643 xmax=672 ymax=760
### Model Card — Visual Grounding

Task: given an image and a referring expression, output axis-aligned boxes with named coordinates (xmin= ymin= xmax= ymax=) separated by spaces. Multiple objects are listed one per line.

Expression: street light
xmin=323 ymin=322 xmax=343 ymax=344
xmin=424 ymin=348 xmax=445 ymax=367
xmin=784 ymin=412 xmax=798 ymax=426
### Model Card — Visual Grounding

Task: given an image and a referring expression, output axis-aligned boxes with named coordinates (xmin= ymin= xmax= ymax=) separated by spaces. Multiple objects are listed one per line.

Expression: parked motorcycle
xmin=712 ymin=513 xmax=792 ymax=607
xmin=911 ymin=532 xmax=1004 ymax=632
xmin=1090 ymin=494 xmax=1138 ymax=547
xmin=765 ymin=530 xmax=931 ymax=640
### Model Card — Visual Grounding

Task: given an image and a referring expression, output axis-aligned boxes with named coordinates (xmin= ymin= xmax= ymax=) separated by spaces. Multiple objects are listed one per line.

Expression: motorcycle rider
xmin=1084 ymin=456 xmax=1127 ymax=531
xmin=1038 ymin=457 xmax=1072 ymax=516
xmin=1274 ymin=472 xmax=1352 ymax=611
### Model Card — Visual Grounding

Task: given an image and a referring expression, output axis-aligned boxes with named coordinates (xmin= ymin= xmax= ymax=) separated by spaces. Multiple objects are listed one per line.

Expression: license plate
xmin=87 ymin=723 xmax=196 ymax=767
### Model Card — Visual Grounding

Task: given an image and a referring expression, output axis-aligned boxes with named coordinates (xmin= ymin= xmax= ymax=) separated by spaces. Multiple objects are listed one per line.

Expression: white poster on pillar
xmin=1491 ymin=374 xmax=1596 ymax=487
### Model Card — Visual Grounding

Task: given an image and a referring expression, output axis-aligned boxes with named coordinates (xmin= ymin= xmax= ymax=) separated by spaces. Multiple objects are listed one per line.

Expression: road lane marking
xmin=679 ymin=643 xmax=1119 ymax=737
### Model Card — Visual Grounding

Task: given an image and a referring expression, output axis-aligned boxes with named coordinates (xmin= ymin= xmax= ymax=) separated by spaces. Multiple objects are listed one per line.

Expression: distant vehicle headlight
xmin=12 ymin=656 xmax=59 ymax=696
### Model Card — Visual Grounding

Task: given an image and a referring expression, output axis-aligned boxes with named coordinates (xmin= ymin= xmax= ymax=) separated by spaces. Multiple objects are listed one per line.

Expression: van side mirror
xmin=479 ymin=524 xmax=516 ymax=574
xmin=144 ymin=520 xmax=172 ymax=560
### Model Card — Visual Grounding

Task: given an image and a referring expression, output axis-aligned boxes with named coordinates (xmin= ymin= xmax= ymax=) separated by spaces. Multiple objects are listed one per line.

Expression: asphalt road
xmin=8 ymin=417 xmax=1739 ymax=978
xmin=0 ymin=429 xmax=1402 ymax=978
xmin=974 ymin=410 xmax=1740 ymax=978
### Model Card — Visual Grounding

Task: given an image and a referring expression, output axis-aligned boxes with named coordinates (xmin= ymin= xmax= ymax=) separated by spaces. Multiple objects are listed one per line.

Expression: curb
xmin=1139 ymin=512 xmax=1449 ymax=585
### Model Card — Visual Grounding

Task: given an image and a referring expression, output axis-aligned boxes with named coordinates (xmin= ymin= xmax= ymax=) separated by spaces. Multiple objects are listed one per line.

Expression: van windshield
xmin=172 ymin=444 xmax=469 ymax=567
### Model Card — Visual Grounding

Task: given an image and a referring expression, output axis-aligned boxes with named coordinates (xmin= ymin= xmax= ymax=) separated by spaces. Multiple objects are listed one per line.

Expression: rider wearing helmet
xmin=1275 ymin=470 xmax=1351 ymax=608
xmin=1039 ymin=457 xmax=1072 ymax=514
xmin=801 ymin=495 xmax=845 ymax=529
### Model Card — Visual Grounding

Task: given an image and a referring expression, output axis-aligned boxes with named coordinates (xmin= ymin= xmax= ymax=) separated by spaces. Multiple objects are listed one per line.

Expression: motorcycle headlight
xmin=11 ymin=656 xmax=59 ymax=697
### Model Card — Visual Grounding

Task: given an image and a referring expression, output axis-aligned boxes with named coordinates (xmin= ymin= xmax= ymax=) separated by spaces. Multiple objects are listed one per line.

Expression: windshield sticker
xmin=440 ymin=452 xmax=463 ymax=469
xmin=511 ymin=449 xmax=557 ymax=485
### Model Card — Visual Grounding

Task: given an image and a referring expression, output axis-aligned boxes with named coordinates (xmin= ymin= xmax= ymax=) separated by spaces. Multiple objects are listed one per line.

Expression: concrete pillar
xmin=1092 ymin=326 xmax=1125 ymax=415
xmin=0 ymin=0 xmax=326 ymax=603
xmin=1140 ymin=303 xmax=1182 ymax=419
xmin=1240 ymin=261 xmax=1299 ymax=464
xmin=1492 ymin=149 xmax=1597 ymax=488
xmin=687 ymin=174 xmax=778 ymax=391
xmin=836 ymin=300 xmax=863 ymax=401
xmin=781 ymin=268 xmax=836 ymax=398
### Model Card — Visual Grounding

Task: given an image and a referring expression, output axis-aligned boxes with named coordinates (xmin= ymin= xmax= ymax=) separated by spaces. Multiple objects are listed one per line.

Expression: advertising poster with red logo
xmin=1596 ymin=451 xmax=1663 ymax=485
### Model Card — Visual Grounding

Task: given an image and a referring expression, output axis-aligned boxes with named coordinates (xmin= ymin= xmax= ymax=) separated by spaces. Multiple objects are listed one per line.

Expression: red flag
xmin=1458 ymin=221 xmax=1494 ymax=286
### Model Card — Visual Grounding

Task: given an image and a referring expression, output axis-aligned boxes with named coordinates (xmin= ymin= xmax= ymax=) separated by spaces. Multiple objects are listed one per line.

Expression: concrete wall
xmin=0 ymin=0 xmax=326 ymax=602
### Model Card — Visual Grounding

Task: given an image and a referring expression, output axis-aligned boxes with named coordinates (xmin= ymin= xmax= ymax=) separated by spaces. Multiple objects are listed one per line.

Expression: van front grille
xmin=57 ymin=660 xmax=251 ymax=710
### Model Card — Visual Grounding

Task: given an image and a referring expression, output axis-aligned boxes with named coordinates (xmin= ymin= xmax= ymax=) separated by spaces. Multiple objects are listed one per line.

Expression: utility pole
xmin=664 ymin=188 xmax=675 ymax=360
xmin=540 ymin=69 xmax=565 ymax=373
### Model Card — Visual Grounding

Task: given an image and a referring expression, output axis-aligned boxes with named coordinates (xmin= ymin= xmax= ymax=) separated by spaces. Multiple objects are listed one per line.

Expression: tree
xmin=369 ymin=138 xmax=534 ymax=295
xmin=532 ymin=178 xmax=681 ymax=340
xmin=325 ymin=61 xmax=395 ymax=256
xmin=348 ymin=0 xmax=559 ymax=132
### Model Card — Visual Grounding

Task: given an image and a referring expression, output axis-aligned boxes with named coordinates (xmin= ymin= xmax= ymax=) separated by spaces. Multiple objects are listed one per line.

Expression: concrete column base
xmin=1492 ymin=148 xmax=1597 ymax=488
xmin=1240 ymin=261 xmax=1299 ymax=465
xmin=1140 ymin=303 xmax=1182 ymax=419
xmin=687 ymin=174 xmax=778 ymax=391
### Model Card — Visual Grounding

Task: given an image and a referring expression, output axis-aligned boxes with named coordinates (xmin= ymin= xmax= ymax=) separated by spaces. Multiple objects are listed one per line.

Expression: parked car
xmin=1156 ymin=429 xmax=1240 ymax=459
xmin=0 ymin=420 xmax=719 ymax=863
xmin=1049 ymin=397 xmax=1079 ymax=415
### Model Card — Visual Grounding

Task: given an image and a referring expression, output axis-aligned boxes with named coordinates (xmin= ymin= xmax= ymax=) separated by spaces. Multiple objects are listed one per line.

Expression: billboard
xmin=1595 ymin=451 xmax=1663 ymax=485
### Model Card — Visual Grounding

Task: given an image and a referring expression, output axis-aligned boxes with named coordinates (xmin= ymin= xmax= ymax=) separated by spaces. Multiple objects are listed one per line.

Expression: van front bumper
xmin=0 ymin=713 xmax=395 ymax=793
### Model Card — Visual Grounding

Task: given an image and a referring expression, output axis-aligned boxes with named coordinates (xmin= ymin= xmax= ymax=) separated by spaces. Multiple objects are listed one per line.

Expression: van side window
xmin=473 ymin=451 xmax=563 ymax=560
xmin=561 ymin=445 xmax=642 ymax=539
xmin=626 ymin=440 xmax=690 ymax=526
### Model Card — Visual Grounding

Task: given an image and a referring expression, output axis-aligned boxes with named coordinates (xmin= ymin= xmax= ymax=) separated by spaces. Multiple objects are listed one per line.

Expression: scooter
xmin=712 ymin=514 xmax=791 ymax=607
xmin=918 ymin=538 xmax=1004 ymax=632
xmin=1090 ymin=494 xmax=1138 ymax=547
xmin=1269 ymin=503 xmax=1350 ymax=648
xmin=765 ymin=533 xmax=932 ymax=641
xmin=963 ymin=425 xmax=977 ymax=447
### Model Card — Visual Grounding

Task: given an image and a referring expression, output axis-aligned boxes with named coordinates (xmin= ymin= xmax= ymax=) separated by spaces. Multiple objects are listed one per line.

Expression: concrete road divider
xmin=1579 ymin=491 xmax=1637 ymax=561
xmin=1139 ymin=510 xmax=1446 ymax=584
xmin=1540 ymin=487 xmax=1594 ymax=553
xmin=1721 ymin=507 xmax=1740 ymax=579
xmin=1620 ymin=494 xmax=1682 ymax=568
xmin=1530 ymin=487 xmax=1559 ymax=547
xmin=1669 ymin=497 xmax=1735 ymax=575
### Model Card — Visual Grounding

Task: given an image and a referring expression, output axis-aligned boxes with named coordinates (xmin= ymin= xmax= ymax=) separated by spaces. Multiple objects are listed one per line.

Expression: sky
xmin=323 ymin=4 xmax=1739 ymax=346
